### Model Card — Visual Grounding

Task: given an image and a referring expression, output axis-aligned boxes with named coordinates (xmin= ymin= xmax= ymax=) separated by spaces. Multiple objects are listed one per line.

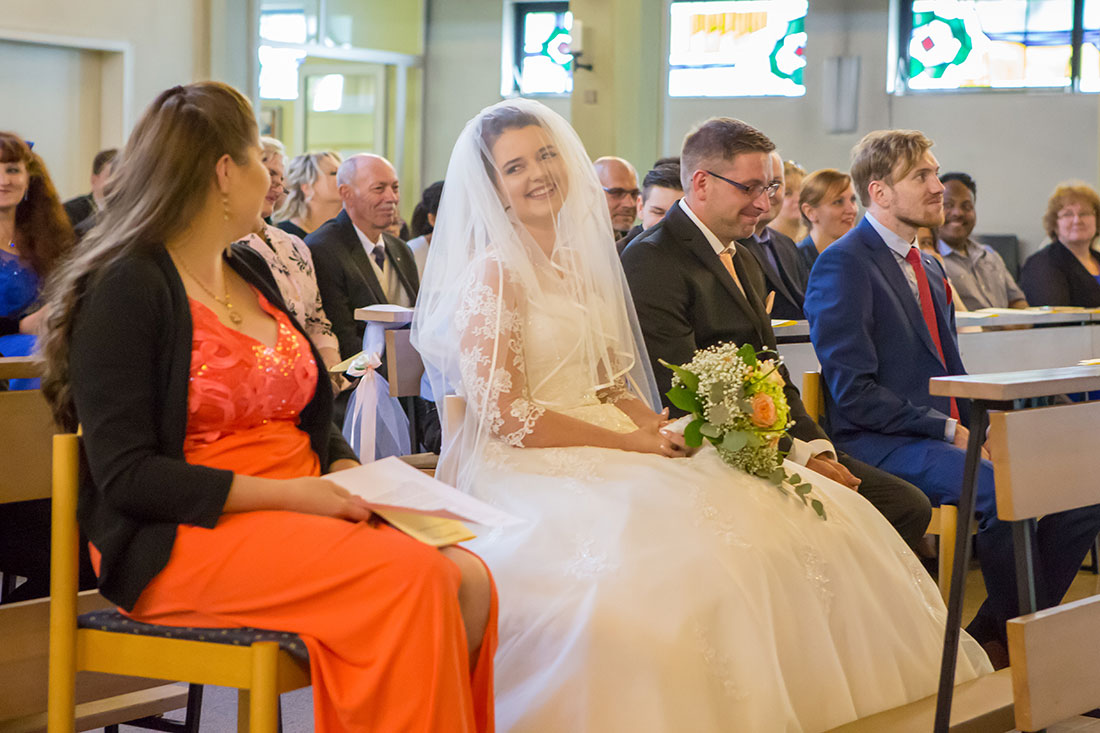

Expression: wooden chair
xmin=990 ymin=399 xmax=1100 ymax=731
xmin=802 ymin=372 xmax=965 ymax=601
xmin=0 ymin=357 xmax=189 ymax=733
xmin=47 ymin=433 xmax=311 ymax=733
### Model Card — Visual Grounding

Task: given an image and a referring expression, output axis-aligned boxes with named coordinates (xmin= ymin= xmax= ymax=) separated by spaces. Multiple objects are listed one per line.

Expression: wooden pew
xmin=988 ymin=399 xmax=1100 ymax=731
xmin=0 ymin=358 xmax=187 ymax=731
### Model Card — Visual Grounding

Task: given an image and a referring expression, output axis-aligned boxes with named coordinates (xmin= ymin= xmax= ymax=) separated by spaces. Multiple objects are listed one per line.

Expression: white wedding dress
xmin=463 ymin=291 xmax=992 ymax=733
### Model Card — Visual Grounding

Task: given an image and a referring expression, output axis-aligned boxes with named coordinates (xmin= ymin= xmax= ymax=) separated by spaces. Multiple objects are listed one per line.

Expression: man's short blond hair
xmin=850 ymin=129 xmax=934 ymax=207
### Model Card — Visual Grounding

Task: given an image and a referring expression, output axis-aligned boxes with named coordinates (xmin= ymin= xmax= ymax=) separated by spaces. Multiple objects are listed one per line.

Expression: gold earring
xmin=222 ymin=192 xmax=230 ymax=222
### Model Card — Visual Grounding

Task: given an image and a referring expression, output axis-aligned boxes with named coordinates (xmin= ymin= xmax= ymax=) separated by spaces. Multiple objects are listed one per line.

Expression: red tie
xmin=905 ymin=246 xmax=959 ymax=420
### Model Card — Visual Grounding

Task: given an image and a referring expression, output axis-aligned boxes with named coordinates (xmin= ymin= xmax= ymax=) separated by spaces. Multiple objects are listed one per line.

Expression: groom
xmin=621 ymin=117 xmax=931 ymax=550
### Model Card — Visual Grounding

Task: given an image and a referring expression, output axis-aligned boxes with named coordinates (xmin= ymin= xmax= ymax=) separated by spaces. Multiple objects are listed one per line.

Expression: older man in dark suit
xmin=621 ymin=117 xmax=931 ymax=550
xmin=738 ymin=150 xmax=810 ymax=320
xmin=306 ymin=154 xmax=419 ymax=361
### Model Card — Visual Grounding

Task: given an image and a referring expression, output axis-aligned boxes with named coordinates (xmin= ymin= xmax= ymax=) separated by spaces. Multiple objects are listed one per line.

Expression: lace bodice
xmin=456 ymin=263 xmax=637 ymax=445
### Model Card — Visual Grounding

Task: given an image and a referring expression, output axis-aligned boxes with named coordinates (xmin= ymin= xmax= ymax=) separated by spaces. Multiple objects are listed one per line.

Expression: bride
xmin=412 ymin=100 xmax=991 ymax=732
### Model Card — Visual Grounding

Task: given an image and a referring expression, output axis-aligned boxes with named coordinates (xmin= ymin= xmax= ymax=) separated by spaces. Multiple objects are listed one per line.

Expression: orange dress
xmin=122 ymin=294 xmax=497 ymax=732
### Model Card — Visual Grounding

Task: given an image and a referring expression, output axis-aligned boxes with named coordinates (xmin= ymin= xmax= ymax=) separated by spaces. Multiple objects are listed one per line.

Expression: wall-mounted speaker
xmin=822 ymin=55 xmax=860 ymax=134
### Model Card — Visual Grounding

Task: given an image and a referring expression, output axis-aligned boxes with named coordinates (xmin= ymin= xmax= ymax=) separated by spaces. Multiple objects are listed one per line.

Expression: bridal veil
xmin=412 ymin=99 xmax=659 ymax=491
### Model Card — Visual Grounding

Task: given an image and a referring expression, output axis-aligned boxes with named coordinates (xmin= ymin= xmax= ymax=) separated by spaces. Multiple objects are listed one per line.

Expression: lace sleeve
xmin=597 ymin=377 xmax=632 ymax=404
xmin=456 ymin=262 xmax=545 ymax=447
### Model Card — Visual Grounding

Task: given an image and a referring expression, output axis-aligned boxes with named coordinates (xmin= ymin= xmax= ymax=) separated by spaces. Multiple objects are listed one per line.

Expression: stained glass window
xmin=667 ymin=0 xmax=808 ymax=97
xmin=512 ymin=2 xmax=574 ymax=95
xmin=1080 ymin=0 xmax=1100 ymax=91
xmin=904 ymin=0 xmax=1081 ymax=90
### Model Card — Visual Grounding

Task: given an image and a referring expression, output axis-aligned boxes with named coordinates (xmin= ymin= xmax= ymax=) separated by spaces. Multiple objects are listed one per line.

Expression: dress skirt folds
xmin=108 ymin=294 xmax=497 ymax=732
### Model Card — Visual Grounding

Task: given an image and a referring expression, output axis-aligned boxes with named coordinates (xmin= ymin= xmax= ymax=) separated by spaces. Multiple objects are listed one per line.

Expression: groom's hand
xmin=806 ymin=454 xmax=861 ymax=491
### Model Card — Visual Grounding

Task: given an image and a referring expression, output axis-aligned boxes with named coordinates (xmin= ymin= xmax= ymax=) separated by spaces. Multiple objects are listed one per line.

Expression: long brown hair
xmin=0 ymin=133 xmax=74 ymax=277
xmin=42 ymin=81 xmax=259 ymax=429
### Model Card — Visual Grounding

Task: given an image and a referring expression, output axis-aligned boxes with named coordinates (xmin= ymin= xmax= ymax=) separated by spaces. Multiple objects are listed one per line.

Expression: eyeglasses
xmin=1057 ymin=210 xmax=1096 ymax=221
xmin=705 ymin=170 xmax=780 ymax=199
xmin=602 ymin=186 xmax=641 ymax=201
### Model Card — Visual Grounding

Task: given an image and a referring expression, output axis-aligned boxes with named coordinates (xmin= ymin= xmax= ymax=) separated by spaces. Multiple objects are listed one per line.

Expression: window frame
xmin=508 ymin=1 xmax=573 ymax=97
xmin=895 ymin=0 xmax=1094 ymax=95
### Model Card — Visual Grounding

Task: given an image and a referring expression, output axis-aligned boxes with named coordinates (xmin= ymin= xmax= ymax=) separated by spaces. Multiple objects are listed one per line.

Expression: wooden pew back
xmin=988 ymin=400 xmax=1100 ymax=521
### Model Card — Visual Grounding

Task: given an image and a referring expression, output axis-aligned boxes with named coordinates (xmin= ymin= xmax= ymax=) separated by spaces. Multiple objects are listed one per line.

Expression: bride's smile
xmin=488 ymin=124 xmax=568 ymax=228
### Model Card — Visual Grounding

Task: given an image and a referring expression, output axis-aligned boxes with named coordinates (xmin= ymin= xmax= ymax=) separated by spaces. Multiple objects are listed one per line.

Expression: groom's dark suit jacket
xmin=620 ymin=202 xmax=827 ymax=446
xmin=306 ymin=210 xmax=420 ymax=360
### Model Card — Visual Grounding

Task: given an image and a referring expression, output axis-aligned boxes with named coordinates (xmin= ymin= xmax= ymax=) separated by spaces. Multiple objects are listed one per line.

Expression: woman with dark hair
xmin=0 ymin=134 xmax=85 ymax=603
xmin=407 ymin=179 xmax=443 ymax=277
xmin=41 ymin=82 xmax=496 ymax=732
xmin=0 ymin=133 xmax=74 ymax=382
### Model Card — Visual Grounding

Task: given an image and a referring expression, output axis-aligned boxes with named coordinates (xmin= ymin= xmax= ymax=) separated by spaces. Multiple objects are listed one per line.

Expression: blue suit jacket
xmin=802 ymin=218 xmax=969 ymax=466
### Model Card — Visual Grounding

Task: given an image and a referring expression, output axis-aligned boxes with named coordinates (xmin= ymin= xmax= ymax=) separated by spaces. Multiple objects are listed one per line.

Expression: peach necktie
xmin=718 ymin=248 xmax=746 ymax=296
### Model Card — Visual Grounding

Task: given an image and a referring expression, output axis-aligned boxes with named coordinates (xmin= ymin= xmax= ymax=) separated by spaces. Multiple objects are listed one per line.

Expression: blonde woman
xmin=273 ymin=151 xmax=342 ymax=239
xmin=237 ymin=137 xmax=343 ymax=385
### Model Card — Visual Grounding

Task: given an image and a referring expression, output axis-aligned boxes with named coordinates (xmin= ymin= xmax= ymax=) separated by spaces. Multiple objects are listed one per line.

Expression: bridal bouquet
xmin=661 ymin=343 xmax=827 ymax=520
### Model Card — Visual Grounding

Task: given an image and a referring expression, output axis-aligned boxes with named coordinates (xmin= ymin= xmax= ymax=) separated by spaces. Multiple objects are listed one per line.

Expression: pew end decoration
xmin=661 ymin=343 xmax=826 ymax=519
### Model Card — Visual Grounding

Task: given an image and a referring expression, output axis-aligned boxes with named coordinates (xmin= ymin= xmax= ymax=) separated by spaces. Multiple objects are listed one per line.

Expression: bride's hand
xmin=622 ymin=423 xmax=688 ymax=458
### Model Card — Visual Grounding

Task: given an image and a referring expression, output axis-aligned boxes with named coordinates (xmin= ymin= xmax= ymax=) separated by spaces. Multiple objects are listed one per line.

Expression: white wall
xmin=423 ymin=0 xmax=570 ymax=182
xmin=2 ymin=0 xmax=208 ymax=198
xmin=0 ymin=40 xmax=103 ymax=198
xmin=424 ymin=0 xmax=1099 ymax=257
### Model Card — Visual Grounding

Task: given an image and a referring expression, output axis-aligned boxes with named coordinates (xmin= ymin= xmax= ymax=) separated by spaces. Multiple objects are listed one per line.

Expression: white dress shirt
xmin=352 ymin=224 xmax=412 ymax=307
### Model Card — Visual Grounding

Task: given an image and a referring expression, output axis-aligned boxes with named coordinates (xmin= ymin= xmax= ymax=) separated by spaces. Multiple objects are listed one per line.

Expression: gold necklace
xmin=173 ymin=252 xmax=243 ymax=325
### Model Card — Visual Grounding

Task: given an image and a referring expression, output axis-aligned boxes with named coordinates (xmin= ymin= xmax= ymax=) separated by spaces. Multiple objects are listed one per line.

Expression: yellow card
xmin=374 ymin=508 xmax=476 ymax=547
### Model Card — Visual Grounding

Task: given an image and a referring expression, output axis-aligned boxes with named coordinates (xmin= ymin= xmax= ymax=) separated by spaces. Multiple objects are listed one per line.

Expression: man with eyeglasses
xmin=622 ymin=117 xmax=933 ymax=552
xmin=594 ymin=156 xmax=641 ymax=240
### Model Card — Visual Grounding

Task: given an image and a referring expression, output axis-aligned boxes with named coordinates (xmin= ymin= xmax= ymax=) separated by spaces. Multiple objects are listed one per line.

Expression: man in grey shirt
xmin=936 ymin=172 xmax=1027 ymax=310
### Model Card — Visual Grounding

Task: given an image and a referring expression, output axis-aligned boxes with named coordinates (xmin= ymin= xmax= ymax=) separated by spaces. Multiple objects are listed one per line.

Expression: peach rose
xmin=750 ymin=393 xmax=778 ymax=428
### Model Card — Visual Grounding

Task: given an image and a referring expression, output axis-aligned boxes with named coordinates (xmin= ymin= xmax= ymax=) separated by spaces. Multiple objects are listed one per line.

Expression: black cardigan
xmin=1019 ymin=241 xmax=1100 ymax=307
xmin=69 ymin=244 xmax=356 ymax=611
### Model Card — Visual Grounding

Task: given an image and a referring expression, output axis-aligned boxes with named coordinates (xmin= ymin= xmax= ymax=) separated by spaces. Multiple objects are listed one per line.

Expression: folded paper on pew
xmin=327 ymin=457 xmax=525 ymax=529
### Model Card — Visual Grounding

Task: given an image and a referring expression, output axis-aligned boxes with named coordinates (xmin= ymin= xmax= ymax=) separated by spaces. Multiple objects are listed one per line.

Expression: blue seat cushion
xmin=78 ymin=609 xmax=310 ymax=664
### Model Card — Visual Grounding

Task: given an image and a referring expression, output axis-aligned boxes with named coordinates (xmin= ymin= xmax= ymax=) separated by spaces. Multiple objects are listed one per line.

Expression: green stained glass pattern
xmin=908 ymin=0 xmax=1074 ymax=90
xmin=668 ymin=0 xmax=808 ymax=97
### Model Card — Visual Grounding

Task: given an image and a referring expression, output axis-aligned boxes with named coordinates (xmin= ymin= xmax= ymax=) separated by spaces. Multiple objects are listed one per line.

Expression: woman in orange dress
xmin=41 ymin=81 xmax=496 ymax=732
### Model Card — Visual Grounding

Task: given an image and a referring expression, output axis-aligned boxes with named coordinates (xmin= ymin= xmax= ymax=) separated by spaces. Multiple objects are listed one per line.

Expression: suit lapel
xmin=667 ymin=205 xmax=767 ymax=345
xmin=858 ymin=219 xmax=942 ymax=362
xmin=770 ymin=230 xmax=807 ymax=300
xmin=740 ymin=236 xmax=797 ymax=306
xmin=339 ymin=212 xmax=388 ymax=304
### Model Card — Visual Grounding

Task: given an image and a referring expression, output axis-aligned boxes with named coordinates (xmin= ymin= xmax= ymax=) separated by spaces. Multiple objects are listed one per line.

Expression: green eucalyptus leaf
xmin=683 ymin=418 xmax=704 ymax=447
xmin=666 ymin=385 xmax=701 ymax=414
xmin=812 ymin=499 xmax=827 ymax=520
xmin=698 ymin=422 xmax=722 ymax=438
xmin=768 ymin=467 xmax=786 ymax=485
xmin=709 ymin=383 xmax=725 ymax=404
xmin=744 ymin=432 xmax=763 ymax=448
xmin=708 ymin=403 xmax=731 ymax=425
xmin=794 ymin=483 xmax=812 ymax=496
xmin=736 ymin=343 xmax=758 ymax=367
xmin=790 ymin=474 xmax=801 ymax=485
xmin=659 ymin=359 xmax=700 ymax=392
xmin=721 ymin=430 xmax=749 ymax=452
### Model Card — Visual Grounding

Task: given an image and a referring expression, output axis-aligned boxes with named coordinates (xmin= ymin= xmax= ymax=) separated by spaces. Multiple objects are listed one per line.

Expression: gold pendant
xmin=228 ymin=309 xmax=243 ymax=325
